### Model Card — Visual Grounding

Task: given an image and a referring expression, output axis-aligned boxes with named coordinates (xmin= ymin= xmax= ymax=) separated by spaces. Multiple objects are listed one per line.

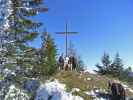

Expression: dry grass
xmin=53 ymin=70 xmax=133 ymax=99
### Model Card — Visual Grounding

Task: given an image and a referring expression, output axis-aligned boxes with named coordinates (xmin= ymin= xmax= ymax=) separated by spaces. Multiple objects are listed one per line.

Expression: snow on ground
xmin=35 ymin=79 xmax=83 ymax=100
xmin=3 ymin=68 xmax=16 ymax=77
xmin=5 ymin=85 xmax=29 ymax=100
xmin=84 ymin=89 xmax=108 ymax=100
xmin=85 ymin=90 xmax=97 ymax=98
xmin=71 ymin=88 xmax=80 ymax=93
xmin=84 ymin=68 xmax=97 ymax=75
xmin=122 ymin=83 xmax=133 ymax=93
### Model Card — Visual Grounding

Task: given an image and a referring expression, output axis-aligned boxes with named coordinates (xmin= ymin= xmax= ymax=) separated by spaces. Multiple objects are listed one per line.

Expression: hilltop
xmin=50 ymin=70 xmax=133 ymax=100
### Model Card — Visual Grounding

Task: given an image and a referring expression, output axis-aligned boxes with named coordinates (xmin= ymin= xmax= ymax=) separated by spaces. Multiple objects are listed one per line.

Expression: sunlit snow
xmin=5 ymin=85 xmax=29 ymax=100
xmin=35 ymin=79 xmax=84 ymax=100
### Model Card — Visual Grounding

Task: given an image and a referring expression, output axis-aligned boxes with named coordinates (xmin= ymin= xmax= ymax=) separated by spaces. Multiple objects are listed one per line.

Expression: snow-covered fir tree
xmin=0 ymin=0 xmax=48 ymax=99
xmin=0 ymin=0 xmax=12 ymax=72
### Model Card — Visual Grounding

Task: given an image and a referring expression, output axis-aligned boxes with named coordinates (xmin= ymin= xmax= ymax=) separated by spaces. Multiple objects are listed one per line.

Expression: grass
xmin=53 ymin=71 xmax=109 ymax=99
xmin=54 ymin=71 xmax=108 ymax=90
xmin=53 ymin=70 xmax=133 ymax=100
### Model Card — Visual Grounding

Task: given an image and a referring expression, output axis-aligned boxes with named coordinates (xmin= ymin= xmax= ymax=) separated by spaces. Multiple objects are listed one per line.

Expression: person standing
xmin=64 ymin=56 xmax=69 ymax=70
xmin=58 ymin=54 xmax=64 ymax=70
xmin=71 ymin=56 xmax=76 ymax=71
xmin=68 ymin=56 xmax=72 ymax=70
xmin=110 ymin=80 xmax=126 ymax=100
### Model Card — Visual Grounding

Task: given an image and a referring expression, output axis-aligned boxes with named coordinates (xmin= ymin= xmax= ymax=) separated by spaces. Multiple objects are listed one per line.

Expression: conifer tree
xmin=7 ymin=0 xmax=47 ymax=69
xmin=33 ymin=31 xmax=57 ymax=78
xmin=0 ymin=0 xmax=48 ymax=74
xmin=0 ymin=0 xmax=48 ymax=98
xmin=96 ymin=52 xmax=111 ymax=75
xmin=110 ymin=53 xmax=124 ymax=77
xmin=0 ymin=0 xmax=48 ymax=96
xmin=0 ymin=0 xmax=13 ymax=72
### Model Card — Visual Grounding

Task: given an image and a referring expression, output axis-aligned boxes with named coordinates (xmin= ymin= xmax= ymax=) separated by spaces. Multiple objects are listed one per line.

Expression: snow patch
xmin=35 ymin=79 xmax=83 ymax=100
xmin=84 ymin=69 xmax=97 ymax=74
xmin=71 ymin=88 xmax=80 ymax=93
xmin=86 ymin=77 xmax=92 ymax=81
xmin=121 ymin=83 xmax=133 ymax=93
xmin=84 ymin=89 xmax=108 ymax=100
xmin=3 ymin=68 xmax=16 ymax=77
xmin=5 ymin=85 xmax=29 ymax=100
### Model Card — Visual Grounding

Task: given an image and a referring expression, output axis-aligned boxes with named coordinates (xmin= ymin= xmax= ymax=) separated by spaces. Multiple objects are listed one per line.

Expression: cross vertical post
xmin=56 ymin=22 xmax=78 ymax=57
xmin=65 ymin=23 xmax=68 ymax=56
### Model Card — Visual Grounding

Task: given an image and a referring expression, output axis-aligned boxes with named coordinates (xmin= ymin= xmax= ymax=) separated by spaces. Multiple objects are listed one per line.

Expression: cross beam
xmin=56 ymin=23 xmax=78 ymax=57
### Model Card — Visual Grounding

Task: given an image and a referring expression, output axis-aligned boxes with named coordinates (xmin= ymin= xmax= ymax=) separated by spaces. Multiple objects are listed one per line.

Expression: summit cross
xmin=56 ymin=22 xmax=78 ymax=57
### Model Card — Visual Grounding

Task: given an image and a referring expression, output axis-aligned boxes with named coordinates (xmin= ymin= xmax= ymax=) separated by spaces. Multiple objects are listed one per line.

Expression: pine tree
xmin=127 ymin=67 xmax=132 ymax=72
xmin=0 ymin=0 xmax=13 ymax=73
xmin=95 ymin=63 xmax=105 ymax=74
xmin=7 ymin=0 xmax=47 ymax=69
xmin=0 ymin=0 xmax=48 ymax=74
xmin=34 ymin=31 xmax=57 ymax=78
xmin=110 ymin=53 xmax=124 ymax=77
xmin=0 ymin=0 xmax=48 ymax=98
xmin=96 ymin=52 xmax=111 ymax=75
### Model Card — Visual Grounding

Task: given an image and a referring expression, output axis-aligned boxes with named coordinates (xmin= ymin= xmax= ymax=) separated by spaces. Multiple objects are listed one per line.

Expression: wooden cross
xmin=56 ymin=22 xmax=78 ymax=57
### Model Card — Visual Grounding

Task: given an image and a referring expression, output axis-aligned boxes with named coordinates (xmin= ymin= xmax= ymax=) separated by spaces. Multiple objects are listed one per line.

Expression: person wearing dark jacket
xmin=111 ymin=82 xmax=125 ymax=100
xmin=58 ymin=54 xmax=64 ymax=70
xmin=71 ymin=56 xmax=77 ymax=70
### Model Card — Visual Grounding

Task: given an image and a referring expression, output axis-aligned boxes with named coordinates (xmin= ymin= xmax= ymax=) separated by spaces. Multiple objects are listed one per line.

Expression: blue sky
xmin=31 ymin=0 xmax=133 ymax=70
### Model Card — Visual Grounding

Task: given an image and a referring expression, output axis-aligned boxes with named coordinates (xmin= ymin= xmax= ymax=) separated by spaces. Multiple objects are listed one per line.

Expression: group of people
xmin=108 ymin=80 xmax=126 ymax=100
xmin=58 ymin=54 xmax=77 ymax=71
